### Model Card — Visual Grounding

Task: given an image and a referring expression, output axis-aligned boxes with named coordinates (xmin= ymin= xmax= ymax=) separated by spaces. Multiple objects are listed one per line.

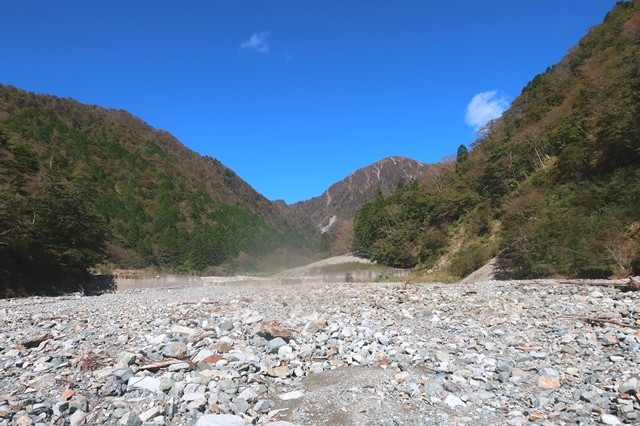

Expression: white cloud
xmin=465 ymin=90 xmax=510 ymax=132
xmin=240 ymin=32 xmax=270 ymax=55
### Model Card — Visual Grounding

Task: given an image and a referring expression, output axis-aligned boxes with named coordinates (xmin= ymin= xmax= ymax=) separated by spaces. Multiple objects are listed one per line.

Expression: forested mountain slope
xmin=354 ymin=1 xmax=640 ymax=279
xmin=0 ymin=85 xmax=317 ymax=295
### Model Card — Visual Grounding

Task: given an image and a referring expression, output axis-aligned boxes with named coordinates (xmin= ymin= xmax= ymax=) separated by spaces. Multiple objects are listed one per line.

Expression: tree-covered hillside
xmin=0 ymin=86 xmax=317 ymax=296
xmin=354 ymin=1 xmax=640 ymax=279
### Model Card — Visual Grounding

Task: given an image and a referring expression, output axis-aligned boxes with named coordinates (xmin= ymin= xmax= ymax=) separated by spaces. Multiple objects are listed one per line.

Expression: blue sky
xmin=1 ymin=1 xmax=619 ymax=203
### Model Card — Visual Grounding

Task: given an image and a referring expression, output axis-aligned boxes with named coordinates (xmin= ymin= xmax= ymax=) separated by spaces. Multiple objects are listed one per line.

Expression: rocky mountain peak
xmin=289 ymin=156 xmax=427 ymax=238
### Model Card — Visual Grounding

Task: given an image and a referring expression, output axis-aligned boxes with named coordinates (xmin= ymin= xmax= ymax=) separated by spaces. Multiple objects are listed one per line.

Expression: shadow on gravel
xmin=273 ymin=366 xmax=432 ymax=425
xmin=1 ymin=271 xmax=116 ymax=298
xmin=83 ymin=274 xmax=117 ymax=296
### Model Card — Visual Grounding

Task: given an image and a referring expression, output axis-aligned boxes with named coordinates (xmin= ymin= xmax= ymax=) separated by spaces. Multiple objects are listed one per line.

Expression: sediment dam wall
xmin=111 ymin=268 xmax=411 ymax=291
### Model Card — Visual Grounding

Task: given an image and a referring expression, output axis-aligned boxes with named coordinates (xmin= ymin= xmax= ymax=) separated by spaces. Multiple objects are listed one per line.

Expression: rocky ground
xmin=0 ymin=279 xmax=639 ymax=425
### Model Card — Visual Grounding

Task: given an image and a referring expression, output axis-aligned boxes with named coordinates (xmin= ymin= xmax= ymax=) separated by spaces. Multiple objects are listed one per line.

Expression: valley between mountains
xmin=1 ymin=2 xmax=640 ymax=295
xmin=0 ymin=3 xmax=639 ymax=426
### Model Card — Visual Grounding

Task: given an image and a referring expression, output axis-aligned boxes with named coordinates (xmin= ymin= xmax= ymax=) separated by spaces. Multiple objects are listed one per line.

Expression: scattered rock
xmin=538 ymin=375 xmax=561 ymax=390
xmin=266 ymin=337 xmax=288 ymax=354
xmin=619 ymin=378 xmax=638 ymax=395
xmin=0 ymin=279 xmax=637 ymax=425
xmin=201 ymin=354 xmax=224 ymax=364
xmin=119 ymin=411 xmax=142 ymax=426
xmin=127 ymin=376 xmax=161 ymax=393
xmin=601 ymin=413 xmax=622 ymax=425
xmin=169 ymin=324 xmax=196 ymax=335
xmin=162 ymin=341 xmax=188 ymax=358
xmin=444 ymin=394 xmax=465 ymax=408
xmin=261 ymin=320 xmax=294 ymax=341
xmin=219 ymin=321 xmax=235 ymax=332
xmin=15 ymin=415 xmax=33 ymax=426
xmin=69 ymin=410 xmax=86 ymax=426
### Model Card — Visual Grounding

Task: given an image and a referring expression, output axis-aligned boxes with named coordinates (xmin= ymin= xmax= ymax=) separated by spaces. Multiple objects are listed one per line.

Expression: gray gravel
xmin=0 ymin=280 xmax=639 ymax=425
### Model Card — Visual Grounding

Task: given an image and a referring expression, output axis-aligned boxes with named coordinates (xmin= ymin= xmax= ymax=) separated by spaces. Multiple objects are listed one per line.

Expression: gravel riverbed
xmin=0 ymin=280 xmax=639 ymax=425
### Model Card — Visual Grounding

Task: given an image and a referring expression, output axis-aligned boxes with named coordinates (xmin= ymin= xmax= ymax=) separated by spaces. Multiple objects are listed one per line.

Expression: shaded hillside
xmin=354 ymin=1 xmax=640 ymax=278
xmin=0 ymin=85 xmax=317 ymax=295
xmin=288 ymin=156 xmax=427 ymax=253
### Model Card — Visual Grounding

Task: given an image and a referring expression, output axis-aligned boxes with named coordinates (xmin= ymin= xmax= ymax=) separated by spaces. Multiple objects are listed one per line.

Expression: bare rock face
xmin=288 ymin=156 xmax=428 ymax=236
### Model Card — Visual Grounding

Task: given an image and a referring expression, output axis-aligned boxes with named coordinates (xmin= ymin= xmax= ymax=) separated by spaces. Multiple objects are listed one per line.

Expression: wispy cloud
xmin=465 ymin=90 xmax=510 ymax=132
xmin=240 ymin=31 xmax=270 ymax=55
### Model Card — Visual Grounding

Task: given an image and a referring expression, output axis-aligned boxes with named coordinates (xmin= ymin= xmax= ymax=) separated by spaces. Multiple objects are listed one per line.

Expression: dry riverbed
xmin=0 ymin=279 xmax=639 ymax=425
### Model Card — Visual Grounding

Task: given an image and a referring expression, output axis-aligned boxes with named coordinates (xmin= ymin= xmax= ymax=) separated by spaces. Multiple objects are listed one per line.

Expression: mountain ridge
xmin=287 ymin=155 xmax=429 ymax=253
xmin=352 ymin=0 xmax=640 ymax=278
xmin=0 ymin=82 xmax=429 ymax=294
xmin=0 ymin=84 xmax=323 ymax=294
xmin=4 ymin=2 xmax=636 ymax=295
xmin=292 ymin=156 xmax=426 ymax=226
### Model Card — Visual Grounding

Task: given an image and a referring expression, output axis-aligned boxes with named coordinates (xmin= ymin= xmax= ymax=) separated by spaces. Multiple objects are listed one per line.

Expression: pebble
xmin=68 ymin=410 xmax=86 ymax=426
xmin=279 ymin=390 xmax=305 ymax=400
xmin=619 ymin=378 xmax=638 ymax=395
xmin=119 ymin=411 xmax=142 ymax=426
xmin=127 ymin=376 xmax=161 ymax=393
xmin=15 ymin=416 xmax=32 ymax=426
xmin=162 ymin=341 xmax=188 ymax=358
xmin=0 ymin=280 xmax=637 ymax=425
xmin=266 ymin=337 xmax=287 ymax=354
xmin=444 ymin=394 xmax=465 ymax=408
xmin=538 ymin=375 xmax=561 ymax=390
xmin=601 ymin=413 xmax=622 ymax=425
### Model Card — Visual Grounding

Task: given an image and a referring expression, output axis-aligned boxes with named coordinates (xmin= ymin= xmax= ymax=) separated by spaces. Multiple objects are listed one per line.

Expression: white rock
xmin=279 ymin=390 xmax=305 ymax=400
xmin=69 ymin=410 xmax=86 ymax=426
xmin=192 ymin=349 xmax=215 ymax=363
xmin=278 ymin=345 xmax=293 ymax=356
xmin=601 ymin=414 xmax=622 ymax=425
xmin=619 ymin=377 xmax=639 ymax=394
xmin=341 ymin=327 xmax=354 ymax=337
xmin=435 ymin=351 xmax=450 ymax=363
xmin=228 ymin=349 xmax=246 ymax=361
xmin=168 ymin=324 xmax=196 ymax=335
xmin=244 ymin=314 xmax=264 ymax=324
xmin=377 ymin=335 xmax=390 ymax=346
xmin=561 ymin=333 xmax=574 ymax=343
xmin=444 ymin=394 xmax=465 ymax=408
xmin=148 ymin=334 xmax=167 ymax=344
xmin=139 ymin=405 xmax=163 ymax=422
xmin=127 ymin=376 xmax=161 ymax=393
xmin=238 ymin=387 xmax=258 ymax=402
xmin=182 ymin=391 xmax=206 ymax=402
xmin=195 ymin=414 xmax=245 ymax=426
